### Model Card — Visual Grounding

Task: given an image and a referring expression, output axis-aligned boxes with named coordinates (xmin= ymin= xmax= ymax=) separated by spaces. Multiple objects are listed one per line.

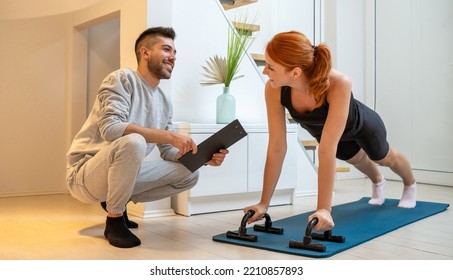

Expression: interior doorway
xmin=70 ymin=13 xmax=120 ymax=140
xmin=86 ymin=17 xmax=120 ymax=115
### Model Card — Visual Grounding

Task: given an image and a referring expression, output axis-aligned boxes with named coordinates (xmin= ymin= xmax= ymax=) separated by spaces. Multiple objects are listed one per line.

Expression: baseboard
xmin=295 ymin=190 xmax=317 ymax=197
xmin=172 ymin=188 xmax=295 ymax=216
xmin=0 ymin=189 xmax=69 ymax=198
xmin=127 ymin=197 xmax=175 ymax=219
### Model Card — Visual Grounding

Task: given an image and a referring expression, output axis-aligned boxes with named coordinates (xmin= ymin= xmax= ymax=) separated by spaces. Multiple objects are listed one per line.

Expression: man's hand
xmin=206 ymin=149 xmax=229 ymax=166
xmin=172 ymin=133 xmax=198 ymax=158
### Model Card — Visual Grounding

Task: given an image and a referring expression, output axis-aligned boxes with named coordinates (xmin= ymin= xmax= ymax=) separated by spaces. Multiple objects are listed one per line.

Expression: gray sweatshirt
xmin=67 ymin=68 xmax=179 ymax=167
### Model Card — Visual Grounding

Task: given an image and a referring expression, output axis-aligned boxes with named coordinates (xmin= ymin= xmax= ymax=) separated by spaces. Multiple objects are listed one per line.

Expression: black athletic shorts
xmin=335 ymin=108 xmax=389 ymax=161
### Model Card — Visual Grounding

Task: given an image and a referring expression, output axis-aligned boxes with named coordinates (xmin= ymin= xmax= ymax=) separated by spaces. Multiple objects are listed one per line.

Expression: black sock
xmin=123 ymin=208 xmax=139 ymax=228
xmin=100 ymin=201 xmax=138 ymax=228
xmin=104 ymin=216 xmax=141 ymax=248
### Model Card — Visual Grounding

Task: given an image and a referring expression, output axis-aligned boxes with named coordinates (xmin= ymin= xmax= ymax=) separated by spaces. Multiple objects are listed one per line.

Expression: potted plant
xmin=200 ymin=15 xmax=257 ymax=124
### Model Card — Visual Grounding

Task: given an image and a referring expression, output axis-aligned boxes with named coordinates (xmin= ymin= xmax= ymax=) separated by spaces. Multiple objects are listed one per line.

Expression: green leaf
xmin=200 ymin=12 xmax=258 ymax=88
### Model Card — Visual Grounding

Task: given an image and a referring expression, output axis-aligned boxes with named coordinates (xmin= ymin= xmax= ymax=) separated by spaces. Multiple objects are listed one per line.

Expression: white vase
xmin=216 ymin=86 xmax=236 ymax=124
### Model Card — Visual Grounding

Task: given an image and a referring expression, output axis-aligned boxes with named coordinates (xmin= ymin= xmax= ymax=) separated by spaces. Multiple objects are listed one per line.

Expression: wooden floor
xmin=1 ymin=178 xmax=452 ymax=260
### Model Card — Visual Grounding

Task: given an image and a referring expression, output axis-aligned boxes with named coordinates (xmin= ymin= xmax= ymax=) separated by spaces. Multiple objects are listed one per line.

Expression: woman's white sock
xmin=368 ymin=177 xmax=386 ymax=206
xmin=398 ymin=182 xmax=417 ymax=208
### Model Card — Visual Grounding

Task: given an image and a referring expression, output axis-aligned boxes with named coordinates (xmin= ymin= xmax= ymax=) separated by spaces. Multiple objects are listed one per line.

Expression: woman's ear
xmin=291 ymin=67 xmax=302 ymax=79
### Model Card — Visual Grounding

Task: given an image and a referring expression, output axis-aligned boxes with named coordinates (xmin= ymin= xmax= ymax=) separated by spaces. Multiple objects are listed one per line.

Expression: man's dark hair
xmin=134 ymin=27 xmax=176 ymax=62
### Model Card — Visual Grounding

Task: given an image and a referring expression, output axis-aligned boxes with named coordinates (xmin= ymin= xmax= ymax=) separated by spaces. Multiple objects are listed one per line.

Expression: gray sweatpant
xmin=66 ymin=133 xmax=199 ymax=214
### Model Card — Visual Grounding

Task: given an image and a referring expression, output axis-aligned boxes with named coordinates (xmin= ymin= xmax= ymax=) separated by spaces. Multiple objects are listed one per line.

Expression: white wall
xmin=149 ymin=0 xmax=267 ymax=124
xmin=375 ymin=0 xmax=453 ymax=186
xmin=0 ymin=15 xmax=69 ymax=196
xmin=225 ymin=0 xmax=316 ymax=60
xmin=68 ymin=0 xmax=147 ymax=140
xmin=146 ymin=0 xmax=326 ymax=122
xmin=335 ymin=0 xmax=366 ymax=104
xmin=324 ymin=0 xmax=367 ymax=179
xmin=0 ymin=0 xmax=369 ymax=197
xmin=0 ymin=0 xmax=146 ymax=197
xmin=325 ymin=0 xmax=366 ymax=104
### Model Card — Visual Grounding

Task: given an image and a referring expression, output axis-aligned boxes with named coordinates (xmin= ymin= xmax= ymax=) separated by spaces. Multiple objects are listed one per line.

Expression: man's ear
xmin=140 ymin=46 xmax=150 ymax=58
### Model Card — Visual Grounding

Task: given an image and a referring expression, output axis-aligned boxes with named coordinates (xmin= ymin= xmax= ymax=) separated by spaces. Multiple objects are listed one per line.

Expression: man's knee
xmin=116 ymin=133 xmax=147 ymax=160
xmin=179 ymin=168 xmax=199 ymax=189
xmin=189 ymin=169 xmax=200 ymax=186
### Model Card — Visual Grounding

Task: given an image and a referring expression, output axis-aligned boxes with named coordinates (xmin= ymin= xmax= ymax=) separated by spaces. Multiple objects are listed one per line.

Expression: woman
xmin=245 ymin=31 xmax=417 ymax=232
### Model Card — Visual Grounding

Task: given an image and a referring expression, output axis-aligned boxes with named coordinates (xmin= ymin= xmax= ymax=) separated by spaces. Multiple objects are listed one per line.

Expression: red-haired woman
xmin=244 ymin=31 xmax=416 ymax=231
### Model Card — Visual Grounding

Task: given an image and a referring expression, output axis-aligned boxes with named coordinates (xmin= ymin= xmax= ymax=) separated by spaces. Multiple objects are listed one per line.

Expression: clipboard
xmin=179 ymin=119 xmax=247 ymax=172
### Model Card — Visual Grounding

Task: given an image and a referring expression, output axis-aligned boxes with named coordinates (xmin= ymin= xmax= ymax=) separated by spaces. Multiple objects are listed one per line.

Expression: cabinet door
xmin=189 ymin=133 xmax=248 ymax=197
xmin=247 ymin=132 xmax=298 ymax=192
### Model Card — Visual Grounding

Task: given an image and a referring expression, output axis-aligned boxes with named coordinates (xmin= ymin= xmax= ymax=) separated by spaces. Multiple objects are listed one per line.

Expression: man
xmin=66 ymin=27 xmax=228 ymax=248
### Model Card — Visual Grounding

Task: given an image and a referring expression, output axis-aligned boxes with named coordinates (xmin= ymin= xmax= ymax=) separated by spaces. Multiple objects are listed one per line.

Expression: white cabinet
xmin=171 ymin=123 xmax=298 ymax=216
xmin=247 ymin=132 xmax=298 ymax=193
xmin=188 ymin=132 xmax=248 ymax=197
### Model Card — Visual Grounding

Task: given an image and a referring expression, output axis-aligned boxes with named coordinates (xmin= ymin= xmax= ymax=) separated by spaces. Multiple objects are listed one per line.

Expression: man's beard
xmin=147 ymin=58 xmax=172 ymax=80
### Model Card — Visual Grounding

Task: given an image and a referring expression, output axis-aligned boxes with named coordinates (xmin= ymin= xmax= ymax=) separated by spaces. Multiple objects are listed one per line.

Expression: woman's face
xmin=262 ymin=53 xmax=293 ymax=88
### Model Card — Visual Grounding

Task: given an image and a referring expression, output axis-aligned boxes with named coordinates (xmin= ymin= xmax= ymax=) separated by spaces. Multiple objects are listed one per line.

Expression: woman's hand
xmin=244 ymin=203 xmax=269 ymax=224
xmin=308 ymin=208 xmax=335 ymax=231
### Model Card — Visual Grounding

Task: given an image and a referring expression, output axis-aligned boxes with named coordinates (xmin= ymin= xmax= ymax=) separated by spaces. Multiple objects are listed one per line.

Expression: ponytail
xmin=309 ymin=43 xmax=331 ymax=103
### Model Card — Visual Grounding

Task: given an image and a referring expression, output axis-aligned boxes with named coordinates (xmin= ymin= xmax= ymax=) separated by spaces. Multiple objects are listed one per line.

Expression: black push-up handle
xmin=253 ymin=213 xmax=284 ymax=234
xmin=289 ymin=217 xmax=346 ymax=252
xmin=226 ymin=210 xmax=257 ymax=242
xmin=311 ymin=229 xmax=346 ymax=243
xmin=289 ymin=218 xmax=326 ymax=252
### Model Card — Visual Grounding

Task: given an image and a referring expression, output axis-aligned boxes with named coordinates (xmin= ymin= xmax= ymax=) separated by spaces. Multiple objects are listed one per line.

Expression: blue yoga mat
xmin=212 ymin=197 xmax=449 ymax=258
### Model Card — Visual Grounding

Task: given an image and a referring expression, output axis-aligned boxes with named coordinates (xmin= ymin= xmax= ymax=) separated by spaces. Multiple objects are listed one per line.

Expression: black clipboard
xmin=179 ymin=119 xmax=247 ymax=172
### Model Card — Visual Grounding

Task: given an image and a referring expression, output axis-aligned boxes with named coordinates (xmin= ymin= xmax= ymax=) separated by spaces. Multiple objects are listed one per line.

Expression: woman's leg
xmin=346 ymin=149 xmax=386 ymax=205
xmin=350 ymin=105 xmax=416 ymax=208
xmin=376 ymin=147 xmax=416 ymax=208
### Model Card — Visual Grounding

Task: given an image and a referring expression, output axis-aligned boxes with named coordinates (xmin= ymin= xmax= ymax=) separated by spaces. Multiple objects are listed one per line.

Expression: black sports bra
xmin=280 ymin=86 xmax=365 ymax=140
